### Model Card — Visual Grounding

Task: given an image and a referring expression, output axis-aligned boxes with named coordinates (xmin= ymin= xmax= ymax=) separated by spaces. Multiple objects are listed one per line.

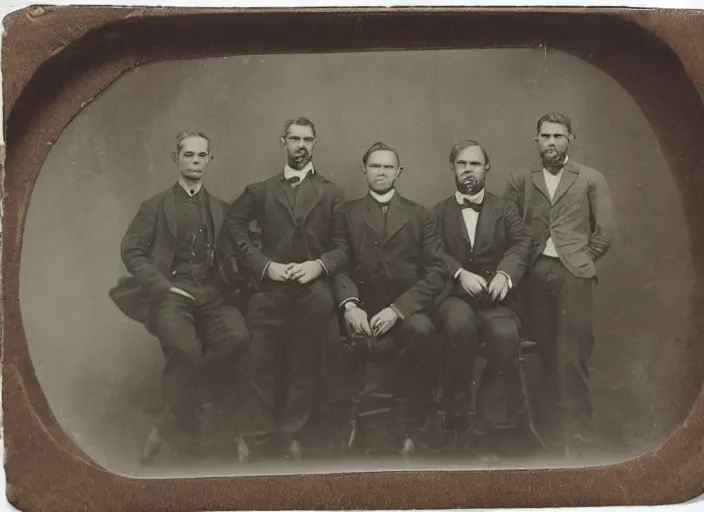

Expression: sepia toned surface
xmin=4 ymin=6 xmax=696 ymax=510
xmin=17 ymin=48 xmax=701 ymax=478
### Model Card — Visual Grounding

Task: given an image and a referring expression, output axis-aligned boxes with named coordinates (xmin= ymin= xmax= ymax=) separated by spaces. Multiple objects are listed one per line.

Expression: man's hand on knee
xmin=267 ymin=262 xmax=296 ymax=282
xmin=344 ymin=304 xmax=373 ymax=336
xmin=370 ymin=307 xmax=400 ymax=337
xmin=458 ymin=270 xmax=488 ymax=297
xmin=288 ymin=260 xmax=324 ymax=284
xmin=487 ymin=273 xmax=510 ymax=302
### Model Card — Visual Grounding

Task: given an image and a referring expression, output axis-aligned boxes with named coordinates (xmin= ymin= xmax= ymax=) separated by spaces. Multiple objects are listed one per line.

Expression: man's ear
xmin=280 ymin=136 xmax=286 ymax=146
xmin=397 ymin=166 xmax=404 ymax=179
xmin=171 ymin=151 xmax=178 ymax=164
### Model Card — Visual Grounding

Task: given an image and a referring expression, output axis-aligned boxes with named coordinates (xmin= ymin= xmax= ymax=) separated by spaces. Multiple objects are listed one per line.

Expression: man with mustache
xmin=504 ymin=113 xmax=615 ymax=458
xmin=432 ymin=140 xmax=532 ymax=449
xmin=224 ymin=117 xmax=348 ymax=460
xmin=333 ymin=142 xmax=448 ymax=456
xmin=111 ymin=132 xmax=251 ymax=463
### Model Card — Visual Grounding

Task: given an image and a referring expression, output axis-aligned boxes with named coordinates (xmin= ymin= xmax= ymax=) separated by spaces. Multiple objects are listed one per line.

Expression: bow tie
xmin=285 ymin=175 xmax=306 ymax=187
xmin=460 ymin=198 xmax=482 ymax=212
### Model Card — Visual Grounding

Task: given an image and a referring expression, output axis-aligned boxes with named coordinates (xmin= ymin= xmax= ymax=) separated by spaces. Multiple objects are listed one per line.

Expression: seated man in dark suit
xmin=433 ymin=140 xmax=532 ymax=447
xmin=110 ymin=131 xmax=251 ymax=463
xmin=223 ymin=117 xmax=348 ymax=460
xmin=333 ymin=142 xmax=448 ymax=456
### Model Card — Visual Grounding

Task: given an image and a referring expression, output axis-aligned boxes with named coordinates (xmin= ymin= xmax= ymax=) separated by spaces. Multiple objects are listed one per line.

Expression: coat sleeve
xmin=496 ymin=200 xmax=532 ymax=287
xmin=586 ymin=171 xmax=616 ymax=261
xmin=223 ymin=183 xmax=271 ymax=287
xmin=330 ymin=201 xmax=359 ymax=307
xmin=120 ymin=199 xmax=172 ymax=299
xmin=318 ymin=186 xmax=349 ymax=277
xmin=392 ymin=207 xmax=450 ymax=318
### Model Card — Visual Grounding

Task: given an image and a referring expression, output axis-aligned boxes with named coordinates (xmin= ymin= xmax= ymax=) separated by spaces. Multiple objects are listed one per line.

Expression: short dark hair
xmin=283 ymin=117 xmax=317 ymax=138
xmin=175 ymin=131 xmax=210 ymax=153
xmin=362 ymin=141 xmax=401 ymax=167
xmin=536 ymin=112 xmax=573 ymax=135
xmin=449 ymin=140 xmax=490 ymax=168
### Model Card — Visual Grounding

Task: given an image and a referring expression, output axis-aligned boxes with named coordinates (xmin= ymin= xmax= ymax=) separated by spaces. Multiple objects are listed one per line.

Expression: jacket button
xmin=172 ymin=271 xmax=177 ymax=275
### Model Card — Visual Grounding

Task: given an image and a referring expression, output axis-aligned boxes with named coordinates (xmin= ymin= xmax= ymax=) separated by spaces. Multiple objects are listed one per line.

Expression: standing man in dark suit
xmin=504 ymin=112 xmax=616 ymax=457
xmin=433 ymin=140 xmax=532 ymax=444
xmin=333 ymin=142 xmax=448 ymax=456
xmin=224 ymin=117 xmax=348 ymax=460
xmin=111 ymin=131 xmax=251 ymax=463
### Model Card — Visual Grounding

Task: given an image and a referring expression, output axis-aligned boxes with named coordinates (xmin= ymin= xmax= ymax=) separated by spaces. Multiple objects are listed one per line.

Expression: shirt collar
xmin=178 ymin=178 xmax=203 ymax=197
xmin=543 ymin=155 xmax=569 ymax=175
xmin=455 ymin=187 xmax=485 ymax=205
xmin=284 ymin=162 xmax=315 ymax=181
xmin=369 ymin=188 xmax=396 ymax=204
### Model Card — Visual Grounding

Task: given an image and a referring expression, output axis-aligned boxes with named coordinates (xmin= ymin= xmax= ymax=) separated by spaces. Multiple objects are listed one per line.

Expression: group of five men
xmin=110 ymin=112 xmax=615 ymax=464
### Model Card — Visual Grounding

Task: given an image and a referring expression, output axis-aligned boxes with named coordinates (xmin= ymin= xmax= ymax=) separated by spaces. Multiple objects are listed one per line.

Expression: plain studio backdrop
xmin=19 ymin=48 xmax=702 ymax=476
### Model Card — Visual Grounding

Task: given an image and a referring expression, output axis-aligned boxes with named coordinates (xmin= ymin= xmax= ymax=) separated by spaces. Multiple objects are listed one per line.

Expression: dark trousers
xmin=526 ymin=256 xmax=595 ymax=443
xmin=434 ymin=296 xmax=522 ymax=428
xmin=367 ymin=311 xmax=440 ymax=428
xmin=239 ymin=279 xmax=335 ymax=440
xmin=148 ymin=285 xmax=251 ymax=439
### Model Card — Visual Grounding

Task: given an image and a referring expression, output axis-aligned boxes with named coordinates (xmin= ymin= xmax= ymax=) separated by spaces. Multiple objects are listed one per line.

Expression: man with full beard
xmin=224 ymin=117 xmax=348 ymax=461
xmin=333 ymin=141 xmax=448 ymax=456
xmin=432 ymin=140 xmax=532 ymax=448
xmin=504 ymin=112 xmax=615 ymax=458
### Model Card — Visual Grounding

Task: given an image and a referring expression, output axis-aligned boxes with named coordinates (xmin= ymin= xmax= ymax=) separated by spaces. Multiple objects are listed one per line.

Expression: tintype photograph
xmin=15 ymin=43 xmax=702 ymax=481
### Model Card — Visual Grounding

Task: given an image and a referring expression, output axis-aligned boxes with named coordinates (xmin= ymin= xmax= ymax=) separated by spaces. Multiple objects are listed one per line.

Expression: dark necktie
xmin=285 ymin=176 xmax=302 ymax=187
xmin=461 ymin=198 xmax=482 ymax=212
xmin=378 ymin=202 xmax=390 ymax=214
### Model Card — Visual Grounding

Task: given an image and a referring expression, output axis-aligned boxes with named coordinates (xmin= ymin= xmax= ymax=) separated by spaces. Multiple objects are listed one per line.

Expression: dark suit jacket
xmin=332 ymin=193 xmax=448 ymax=318
xmin=433 ymin=191 xmax=531 ymax=303
xmin=222 ymin=170 xmax=348 ymax=290
xmin=109 ymin=184 xmax=242 ymax=325
xmin=504 ymin=159 xmax=616 ymax=279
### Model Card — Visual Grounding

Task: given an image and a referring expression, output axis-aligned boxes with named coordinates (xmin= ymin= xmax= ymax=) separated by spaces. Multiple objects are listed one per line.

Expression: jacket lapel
xmin=447 ymin=198 xmax=473 ymax=264
xmin=163 ymin=186 xmax=178 ymax=237
xmin=273 ymin=174 xmax=297 ymax=224
xmin=473 ymin=193 xmax=500 ymax=257
xmin=383 ymin=193 xmax=408 ymax=244
xmin=361 ymin=194 xmax=386 ymax=240
xmin=450 ymin=198 xmax=471 ymax=244
xmin=294 ymin=173 xmax=324 ymax=222
xmin=551 ymin=160 xmax=580 ymax=205
xmin=530 ymin=163 xmax=551 ymax=202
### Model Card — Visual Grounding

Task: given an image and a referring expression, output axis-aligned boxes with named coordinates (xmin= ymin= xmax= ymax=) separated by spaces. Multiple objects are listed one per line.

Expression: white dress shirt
xmin=542 ymin=156 xmax=568 ymax=258
xmin=455 ymin=188 xmax=484 ymax=247
xmin=369 ymin=188 xmax=396 ymax=204
xmin=284 ymin=161 xmax=315 ymax=184
xmin=453 ymin=187 xmax=512 ymax=289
